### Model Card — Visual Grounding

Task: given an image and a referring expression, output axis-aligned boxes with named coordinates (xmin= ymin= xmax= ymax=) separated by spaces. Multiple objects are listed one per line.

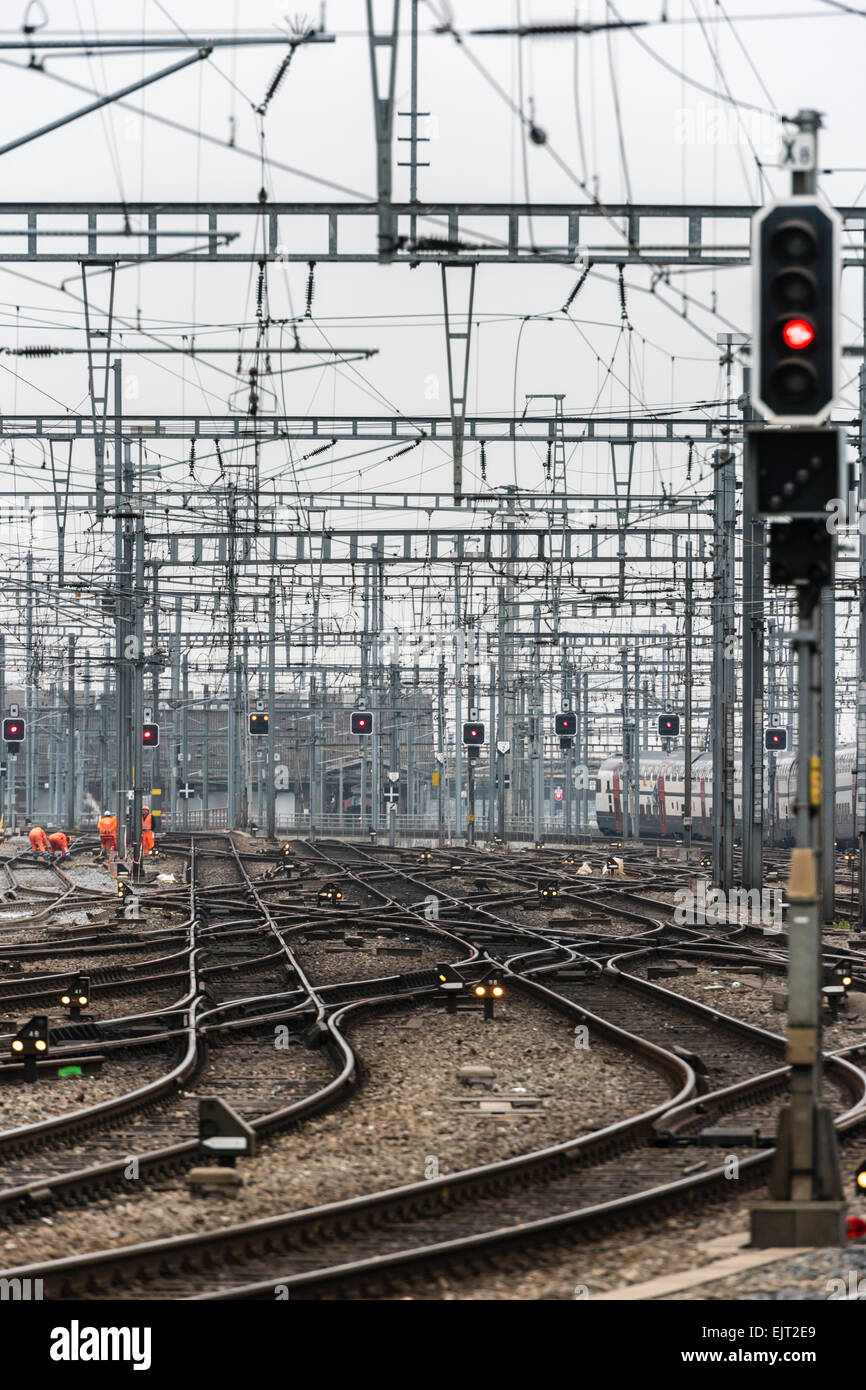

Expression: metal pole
xmin=389 ymin=656 xmax=399 ymax=848
xmin=496 ymin=587 xmax=507 ymax=840
xmin=114 ymin=369 xmax=131 ymax=860
xmin=742 ymin=364 xmax=764 ymax=890
xmin=582 ymin=672 xmax=589 ymax=832
xmin=24 ymin=552 xmax=32 ymax=824
xmin=437 ymin=655 xmax=445 ymax=847
xmin=130 ymin=509 xmax=144 ymax=873
xmin=0 ymin=634 xmax=5 ymax=830
xmin=466 ymin=625 xmax=476 ymax=847
xmin=858 ymin=363 xmax=866 ymax=930
xmin=309 ymin=677 xmax=317 ymax=846
xmin=100 ymin=645 xmax=110 ymax=813
xmin=683 ymin=542 xmax=693 ymax=854
xmin=150 ymin=563 xmax=162 ymax=835
xmin=633 ymin=650 xmax=641 ymax=839
xmin=488 ymin=662 xmax=496 ymax=839
xmin=821 ymin=586 xmax=836 ymax=923
xmin=621 ymin=647 xmax=631 ymax=839
xmin=65 ymin=635 xmax=75 ymax=829
xmin=202 ymin=684 xmax=210 ymax=830
xmin=752 ymin=106 xmax=844 ymax=1245
xmin=266 ymin=579 xmax=276 ymax=840
xmin=227 ymin=655 xmax=236 ymax=828
xmin=454 ymin=619 xmax=463 ymax=844
xmin=711 ymin=450 xmax=724 ymax=884
xmin=181 ymin=654 xmax=189 ymax=831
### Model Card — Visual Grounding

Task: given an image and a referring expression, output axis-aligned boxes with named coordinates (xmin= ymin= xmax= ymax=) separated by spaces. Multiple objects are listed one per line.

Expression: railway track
xmin=1 ymin=832 xmax=864 ymax=1300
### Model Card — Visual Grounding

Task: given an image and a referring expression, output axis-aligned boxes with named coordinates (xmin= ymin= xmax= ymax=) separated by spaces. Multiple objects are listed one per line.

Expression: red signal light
xmin=781 ymin=317 xmax=814 ymax=350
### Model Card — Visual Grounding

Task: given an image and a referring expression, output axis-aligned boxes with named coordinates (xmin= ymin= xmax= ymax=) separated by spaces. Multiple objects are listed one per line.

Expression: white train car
xmin=595 ymin=746 xmax=857 ymax=844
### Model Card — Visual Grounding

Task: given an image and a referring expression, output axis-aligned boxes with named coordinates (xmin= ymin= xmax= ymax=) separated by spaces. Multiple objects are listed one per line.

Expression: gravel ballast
xmin=2 ymin=988 xmax=673 ymax=1263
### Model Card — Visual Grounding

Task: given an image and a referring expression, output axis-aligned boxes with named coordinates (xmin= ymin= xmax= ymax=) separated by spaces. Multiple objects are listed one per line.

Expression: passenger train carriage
xmin=595 ymin=747 xmax=857 ymax=845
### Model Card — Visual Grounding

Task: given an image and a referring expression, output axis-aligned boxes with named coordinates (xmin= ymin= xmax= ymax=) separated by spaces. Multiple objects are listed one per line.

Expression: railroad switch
xmin=646 ymin=964 xmax=680 ymax=980
xmin=303 ymin=1019 xmax=330 ymax=1048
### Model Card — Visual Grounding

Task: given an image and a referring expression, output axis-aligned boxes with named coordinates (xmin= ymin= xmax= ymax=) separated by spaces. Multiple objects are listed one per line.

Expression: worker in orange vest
xmin=48 ymin=830 xmax=70 ymax=860
xmin=141 ymin=806 xmax=154 ymax=857
xmin=97 ymin=812 xmax=117 ymax=858
xmin=28 ymin=825 xmax=51 ymax=861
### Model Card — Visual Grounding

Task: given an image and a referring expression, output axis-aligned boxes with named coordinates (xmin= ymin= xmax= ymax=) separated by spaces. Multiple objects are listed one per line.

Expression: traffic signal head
xmin=753 ymin=198 xmax=840 ymax=423
xmin=554 ymin=712 xmax=576 ymax=738
xmin=658 ymin=714 xmax=680 ymax=737
xmin=350 ymin=710 xmax=373 ymax=735
xmin=248 ymin=712 xmax=269 ymax=736
xmin=765 ymin=727 xmax=788 ymax=751
xmin=462 ymin=722 xmax=485 ymax=746
xmin=142 ymin=722 xmax=159 ymax=748
xmin=768 ymin=520 xmax=834 ymax=594
xmin=746 ymin=427 xmax=842 ymax=520
xmin=2 ymin=717 xmax=24 ymax=744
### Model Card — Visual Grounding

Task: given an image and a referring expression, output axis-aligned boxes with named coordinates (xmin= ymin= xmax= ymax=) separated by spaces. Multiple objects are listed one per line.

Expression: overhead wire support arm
xmin=0 ymin=45 xmax=213 ymax=160
xmin=441 ymin=263 xmax=476 ymax=506
xmin=0 ymin=34 xmax=335 ymax=53
xmin=81 ymin=261 xmax=116 ymax=521
xmin=366 ymin=0 xmax=401 ymax=259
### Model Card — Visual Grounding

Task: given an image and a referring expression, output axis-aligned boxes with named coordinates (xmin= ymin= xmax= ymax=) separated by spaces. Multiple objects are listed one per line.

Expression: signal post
xmin=750 ymin=113 xmax=845 ymax=1246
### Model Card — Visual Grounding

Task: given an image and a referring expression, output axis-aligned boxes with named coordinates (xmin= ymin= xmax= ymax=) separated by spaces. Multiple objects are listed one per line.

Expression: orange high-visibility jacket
xmin=141 ymin=809 xmax=154 ymax=855
xmin=48 ymin=832 xmax=69 ymax=856
xmin=28 ymin=826 xmax=50 ymax=853
xmin=97 ymin=815 xmax=117 ymax=851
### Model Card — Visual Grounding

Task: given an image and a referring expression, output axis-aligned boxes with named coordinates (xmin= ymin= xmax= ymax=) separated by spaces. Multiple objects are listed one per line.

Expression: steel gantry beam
xmin=135 ymin=525 xmax=716 ymax=567
xmin=3 ymin=202 xmax=866 ymax=265
xmin=0 ymin=412 xmax=753 ymax=443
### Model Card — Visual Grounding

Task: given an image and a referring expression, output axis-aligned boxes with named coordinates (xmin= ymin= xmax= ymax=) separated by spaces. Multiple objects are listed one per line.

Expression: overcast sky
xmin=0 ymin=1 xmax=861 ymax=731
